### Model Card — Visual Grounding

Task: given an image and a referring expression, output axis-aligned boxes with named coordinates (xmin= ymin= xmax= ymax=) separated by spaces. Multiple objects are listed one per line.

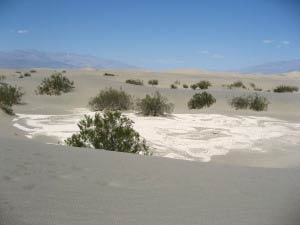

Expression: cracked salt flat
xmin=13 ymin=108 xmax=300 ymax=162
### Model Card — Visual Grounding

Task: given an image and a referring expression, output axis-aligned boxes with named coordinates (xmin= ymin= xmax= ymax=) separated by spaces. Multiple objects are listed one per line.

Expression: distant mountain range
xmin=237 ymin=59 xmax=300 ymax=74
xmin=0 ymin=50 xmax=137 ymax=69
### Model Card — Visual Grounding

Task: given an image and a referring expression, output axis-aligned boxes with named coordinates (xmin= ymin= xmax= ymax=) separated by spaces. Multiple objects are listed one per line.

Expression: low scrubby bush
xmin=197 ymin=80 xmax=211 ymax=89
xmin=136 ymin=92 xmax=174 ymax=116
xmin=170 ymin=84 xmax=177 ymax=89
xmin=190 ymin=81 xmax=212 ymax=90
xmin=183 ymin=84 xmax=188 ymax=88
xmin=148 ymin=79 xmax=159 ymax=86
xmin=190 ymin=84 xmax=198 ymax=90
xmin=36 ymin=73 xmax=74 ymax=95
xmin=125 ymin=79 xmax=143 ymax=85
xmin=24 ymin=72 xmax=31 ymax=77
xmin=19 ymin=74 xmax=24 ymax=79
xmin=188 ymin=91 xmax=216 ymax=109
xmin=273 ymin=85 xmax=299 ymax=93
xmin=0 ymin=75 xmax=5 ymax=81
xmin=103 ymin=73 xmax=115 ymax=76
xmin=174 ymin=80 xmax=181 ymax=85
xmin=230 ymin=94 xmax=269 ymax=111
xmin=0 ymin=84 xmax=24 ymax=115
xmin=65 ymin=111 xmax=150 ymax=155
xmin=88 ymin=88 xmax=133 ymax=111
xmin=30 ymin=70 xmax=36 ymax=73
xmin=62 ymin=70 xmax=67 ymax=73
xmin=227 ymin=81 xmax=246 ymax=89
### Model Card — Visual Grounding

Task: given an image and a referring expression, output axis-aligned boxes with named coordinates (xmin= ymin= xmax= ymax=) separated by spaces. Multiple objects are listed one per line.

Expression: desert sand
xmin=1 ymin=68 xmax=300 ymax=224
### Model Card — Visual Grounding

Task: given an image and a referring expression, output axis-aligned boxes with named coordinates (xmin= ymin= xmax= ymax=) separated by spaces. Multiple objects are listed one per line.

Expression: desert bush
xmin=125 ymin=79 xmax=143 ymax=86
xmin=254 ymin=88 xmax=262 ymax=91
xmin=227 ymin=81 xmax=246 ymax=89
xmin=62 ymin=70 xmax=67 ymax=73
xmin=88 ymin=88 xmax=133 ymax=111
xmin=24 ymin=72 xmax=31 ymax=77
xmin=183 ymin=84 xmax=188 ymax=88
xmin=188 ymin=91 xmax=216 ymax=109
xmin=148 ymin=79 xmax=159 ymax=86
xmin=136 ymin=92 xmax=174 ymax=116
xmin=170 ymin=84 xmax=177 ymax=89
xmin=249 ymin=94 xmax=269 ymax=111
xmin=197 ymin=80 xmax=211 ymax=89
xmin=230 ymin=94 xmax=269 ymax=111
xmin=19 ymin=74 xmax=24 ymax=78
xmin=249 ymin=82 xmax=256 ymax=88
xmin=36 ymin=73 xmax=74 ymax=95
xmin=190 ymin=84 xmax=198 ymax=90
xmin=16 ymin=71 xmax=21 ymax=74
xmin=30 ymin=70 xmax=36 ymax=73
xmin=103 ymin=73 xmax=115 ymax=76
xmin=65 ymin=111 xmax=150 ymax=155
xmin=0 ymin=84 xmax=24 ymax=115
xmin=273 ymin=85 xmax=299 ymax=93
xmin=230 ymin=96 xmax=250 ymax=110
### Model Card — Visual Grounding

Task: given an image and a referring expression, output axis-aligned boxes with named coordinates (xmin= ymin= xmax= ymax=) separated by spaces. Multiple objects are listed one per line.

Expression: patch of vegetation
xmin=136 ymin=91 xmax=174 ymax=116
xmin=36 ymin=73 xmax=74 ymax=95
xmin=16 ymin=71 xmax=21 ymax=74
xmin=190 ymin=81 xmax=212 ymax=90
xmin=190 ymin=84 xmax=198 ymax=90
xmin=30 ymin=70 xmax=37 ymax=73
xmin=65 ymin=111 xmax=150 ymax=155
xmin=148 ymin=79 xmax=159 ymax=86
xmin=254 ymin=88 xmax=262 ymax=91
xmin=0 ymin=75 xmax=5 ymax=82
xmin=0 ymin=84 xmax=24 ymax=115
xmin=197 ymin=80 xmax=211 ymax=89
xmin=62 ymin=70 xmax=67 ymax=73
xmin=227 ymin=81 xmax=246 ymax=89
xmin=170 ymin=84 xmax=177 ymax=89
xmin=125 ymin=79 xmax=144 ymax=86
xmin=273 ymin=85 xmax=299 ymax=93
xmin=103 ymin=73 xmax=116 ymax=76
xmin=230 ymin=94 xmax=269 ymax=111
xmin=183 ymin=84 xmax=188 ymax=88
xmin=19 ymin=74 xmax=24 ymax=79
xmin=24 ymin=72 xmax=31 ymax=77
xmin=88 ymin=88 xmax=133 ymax=111
xmin=188 ymin=91 xmax=216 ymax=109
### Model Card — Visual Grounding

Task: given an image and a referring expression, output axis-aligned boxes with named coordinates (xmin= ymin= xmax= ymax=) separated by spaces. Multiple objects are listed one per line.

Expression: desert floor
xmin=1 ymin=68 xmax=300 ymax=225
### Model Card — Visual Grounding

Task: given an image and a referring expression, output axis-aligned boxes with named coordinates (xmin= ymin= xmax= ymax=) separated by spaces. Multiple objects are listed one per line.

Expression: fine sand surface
xmin=1 ymin=68 xmax=300 ymax=224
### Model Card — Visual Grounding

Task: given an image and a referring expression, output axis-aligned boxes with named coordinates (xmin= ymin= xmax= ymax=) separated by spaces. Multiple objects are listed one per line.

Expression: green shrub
xmin=24 ymin=72 xmax=31 ymax=77
xmin=190 ymin=84 xmax=198 ymax=90
xmin=16 ymin=71 xmax=21 ymax=74
xmin=65 ymin=111 xmax=150 ymax=155
xmin=30 ymin=70 xmax=36 ymax=73
xmin=227 ymin=81 xmax=246 ymax=89
xmin=273 ymin=85 xmax=299 ymax=93
xmin=230 ymin=96 xmax=250 ymax=110
xmin=88 ymin=88 xmax=133 ymax=111
xmin=188 ymin=91 xmax=216 ymax=109
xmin=19 ymin=74 xmax=24 ymax=79
xmin=230 ymin=94 xmax=269 ymax=111
xmin=197 ymin=80 xmax=211 ymax=89
xmin=183 ymin=84 xmax=188 ymax=88
xmin=254 ymin=88 xmax=262 ymax=91
xmin=137 ymin=92 xmax=174 ymax=116
xmin=148 ymin=79 xmax=159 ymax=86
xmin=36 ymin=73 xmax=74 ymax=95
xmin=103 ymin=73 xmax=115 ymax=76
xmin=125 ymin=79 xmax=143 ymax=86
xmin=62 ymin=70 xmax=67 ymax=73
xmin=170 ymin=84 xmax=177 ymax=89
xmin=0 ymin=84 xmax=24 ymax=115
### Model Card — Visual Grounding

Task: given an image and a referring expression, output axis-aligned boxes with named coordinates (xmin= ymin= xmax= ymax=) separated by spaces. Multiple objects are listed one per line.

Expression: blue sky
xmin=0 ymin=0 xmax=300 ymax=70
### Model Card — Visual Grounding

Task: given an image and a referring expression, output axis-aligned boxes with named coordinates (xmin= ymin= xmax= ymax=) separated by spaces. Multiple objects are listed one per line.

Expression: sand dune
xmin=1 ymin=68 xmax=300 ymax=224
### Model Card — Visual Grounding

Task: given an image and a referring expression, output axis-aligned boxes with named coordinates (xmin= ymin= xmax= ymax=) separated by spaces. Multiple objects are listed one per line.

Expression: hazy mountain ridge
xmin=0 ymin=50 xmax=137 ymax=69
xmin=238 ymin=59 xmax=300 ymax=74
